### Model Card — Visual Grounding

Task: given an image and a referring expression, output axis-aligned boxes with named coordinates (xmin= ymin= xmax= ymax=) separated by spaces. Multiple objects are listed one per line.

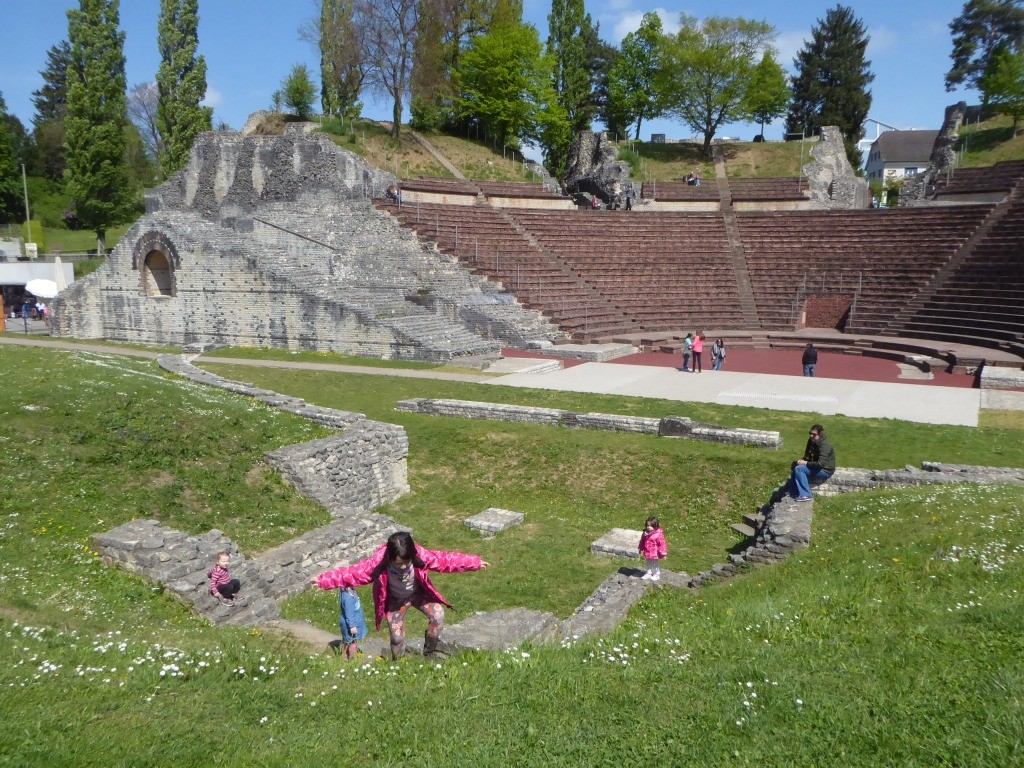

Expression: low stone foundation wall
xmin=395 ymin=398 xmax=782 ymax=449
xmin=160 ymin=355 xmax=411 ymax=514
xmin=816 ymin=462 xmax=1024 ymax=497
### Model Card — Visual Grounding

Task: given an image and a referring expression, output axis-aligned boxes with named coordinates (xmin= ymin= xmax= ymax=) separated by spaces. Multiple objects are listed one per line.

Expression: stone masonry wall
xmin=395 ymin=398 xmax=782 ymax=449
xmin=804 ymin=126 xmax=870 ymax=210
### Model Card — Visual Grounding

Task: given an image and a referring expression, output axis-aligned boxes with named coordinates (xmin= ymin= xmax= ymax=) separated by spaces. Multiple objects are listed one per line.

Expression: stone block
xmin=440 ymin=608 xmax=559 ymax=653
xmin=465 ymin=508 xmax=524 ymax=535
xmin=590 ymin=528 xmax=641 ymax=559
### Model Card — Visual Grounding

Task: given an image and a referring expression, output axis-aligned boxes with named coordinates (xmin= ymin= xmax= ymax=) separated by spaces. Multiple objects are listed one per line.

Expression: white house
xmin=864 ymin=130 xmax=939 ymax=183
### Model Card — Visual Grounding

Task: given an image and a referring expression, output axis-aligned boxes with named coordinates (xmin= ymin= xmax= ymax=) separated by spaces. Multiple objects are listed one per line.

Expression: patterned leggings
xmin=385 ymin=595 xmax=445 ymax=657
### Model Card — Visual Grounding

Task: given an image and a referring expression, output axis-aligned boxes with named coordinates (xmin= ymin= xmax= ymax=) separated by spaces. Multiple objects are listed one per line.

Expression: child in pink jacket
xmin=638 ymin=517 xmax=667 ymax=582
xmin=311 ymin=531 xmax=489 ymax=659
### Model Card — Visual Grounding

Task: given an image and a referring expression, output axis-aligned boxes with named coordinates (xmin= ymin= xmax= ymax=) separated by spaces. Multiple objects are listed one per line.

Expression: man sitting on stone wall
xmin=786 ymin=424 xmax=836 ymax=502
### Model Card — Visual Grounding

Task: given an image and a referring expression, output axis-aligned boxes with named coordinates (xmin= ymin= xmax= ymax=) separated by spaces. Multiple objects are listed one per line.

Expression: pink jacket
xmin=316 ymin=543 xmax=483 ymax=629
xmin=638 ymin=528 xmax=667 ymax=560
xmin=692 ymin=336 xmax=704 ymax=353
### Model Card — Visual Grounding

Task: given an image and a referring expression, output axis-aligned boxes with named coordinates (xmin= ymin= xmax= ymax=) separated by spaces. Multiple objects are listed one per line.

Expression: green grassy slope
xmin=0 ymin=343 xmax=1022 ymax=765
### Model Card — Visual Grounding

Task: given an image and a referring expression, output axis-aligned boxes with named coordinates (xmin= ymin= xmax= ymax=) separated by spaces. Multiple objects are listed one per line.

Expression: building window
xmin=904 ymin=167 xmax=918 ymax=175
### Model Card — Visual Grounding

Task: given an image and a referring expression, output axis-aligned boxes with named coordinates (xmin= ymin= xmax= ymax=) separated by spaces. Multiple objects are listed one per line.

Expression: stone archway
xmin=142 ymin=250 xmax=173 ymax=296
xmin=132 ymin=230 xmax=181 ymax=298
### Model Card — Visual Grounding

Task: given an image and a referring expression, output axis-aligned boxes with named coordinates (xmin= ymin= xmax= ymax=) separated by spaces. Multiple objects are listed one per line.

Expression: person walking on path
xmin=638 ymin=516 xmax=667 ymax=582
xmin=310 ymin=531 xmax=489 ymax=659
xmin=802 ymin=343 xmax=818 ymax=377
xmin=208 ymin=551 xmax=241 ymax=606
xmin=691 ymin=332 xmax=704 ymax=373
xmin=337 ymin=586 xmax=368 ymax=660
xmin=681 ymin=333 xmax=693 ymax=372
xmin=711 ymin=338 xmax=726 ymax=371
xmin=787 ymin=424 xmax=836 ymax=501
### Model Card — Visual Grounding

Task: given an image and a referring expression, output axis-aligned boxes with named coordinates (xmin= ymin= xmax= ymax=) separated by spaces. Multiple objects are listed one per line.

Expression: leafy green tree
xmin=607 ymin=12 xmax=666 ymax=141
xmin=662 ymin=15 xmax=775 ymax=158
xmin=0 ymin=92 xmax=22 ymax=224
xmin=744 ymin=51 xmax=790 ymax=138
xmin=156 ymin=0 xmax=212 ymax=177
xmin=456 ymin=19 xmax=565 ymax=153
xmin=410 ymin=0 xmax=448 ymax=131
xmin=306 ymin=0 xmax=364 ymax=121
xmin=785 ymin=5 xmax=873 ymax=165
xmin=30 ymin=40 xmax=73 ymax=180
xmin=945 ymin=0 xmax=1024 ymax=93
xmin=980 ymin=46 xmax=1024 ymax=131
xmin=282 ymin=64 xmax=318 ymax=120
xmin=64 ymin=0 xmax=133 ymax=254
xmin=547 ymin=0 xmax=595 ymax=138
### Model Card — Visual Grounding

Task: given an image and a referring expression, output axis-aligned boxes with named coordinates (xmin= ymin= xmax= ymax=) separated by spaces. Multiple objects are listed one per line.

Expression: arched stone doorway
xmin=142 ymin=250 xmax=173 ymax=296
xmin=132 ymin=231 xmax=181 ymax=298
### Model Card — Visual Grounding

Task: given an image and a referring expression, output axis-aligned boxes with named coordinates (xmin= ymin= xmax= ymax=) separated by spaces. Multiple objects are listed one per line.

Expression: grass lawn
xmin=956 ymin=114 xmax=1024 ymax=167
xmin=318 ymin=119 xmax=451 ymax=180
xmin=1 ymin=342 xmax=1022 ymax=766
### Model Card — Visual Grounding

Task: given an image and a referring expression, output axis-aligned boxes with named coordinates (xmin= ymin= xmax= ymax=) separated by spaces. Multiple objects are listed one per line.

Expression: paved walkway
xmin=485 ymin=363 xmax=982 ymax=426
xmin=0 ymin=336 xmax=992 ymax=425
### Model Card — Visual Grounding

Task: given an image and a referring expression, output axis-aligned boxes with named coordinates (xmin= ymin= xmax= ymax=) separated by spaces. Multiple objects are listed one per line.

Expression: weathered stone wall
xmin=804 ymin=127 xmax=871 ymax=210
xmin=561 ymin=131 xmax=634 ymax=204
xmin=817 ymin=462 xmax=1024 ymax=496
xmin=901 ymin=102 xmax=965 ymax=207
xmin=396 ymin=398 xmax=782 ymax=448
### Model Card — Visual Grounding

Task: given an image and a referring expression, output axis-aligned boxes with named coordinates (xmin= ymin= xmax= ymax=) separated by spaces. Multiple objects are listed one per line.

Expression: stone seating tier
xmin=933 ymin=160 xmax=1024 ymax=196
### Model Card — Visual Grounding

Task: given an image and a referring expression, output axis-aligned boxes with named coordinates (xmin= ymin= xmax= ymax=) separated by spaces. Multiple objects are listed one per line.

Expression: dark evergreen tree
xmin=946 ymin=0 xmax=1024 ymax=93
xmin=547 ymin=0 xmax=595 ymax=134
xmin=785 ymin=5 xmax=873 ymax=165
xmin=156 ymin=0 xmax=212 ymax=177
xmin=30 ymin=40 xmax=73 ymax=180
xmin=64 ymin=0 xmax=133 ymax=253
xmin=0 ymin=92 xmax=22 ymax=224
xmin=580 ymin=22 xmax=622 ymax=138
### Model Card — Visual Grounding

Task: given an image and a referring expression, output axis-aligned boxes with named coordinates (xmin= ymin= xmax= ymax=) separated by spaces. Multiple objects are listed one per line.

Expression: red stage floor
xmin=502 ymin=348 xmax=976 ymax=389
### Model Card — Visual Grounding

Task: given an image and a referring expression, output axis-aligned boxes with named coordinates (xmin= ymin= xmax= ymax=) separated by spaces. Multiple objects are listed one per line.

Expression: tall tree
xmin=156 ymin=0 xmax=212 ymax=177
xmin=785 ymin=5 xmax=873 ymax=165
xmin=410 ymin=0 xmax=449 ymax=130
xmin=64 ymin=0 xmax=133 ymax=254
xmin=128 ymin=81 xmax=164 ymax=166
xmin=945 ymin=0 xmax=1024 ymax=93
xmin=744 ymin=51 xmax=790 ymax=138
xmin=980 ymin=46 xmax=1024 ymax=131
xmin=30 ymin=40 xmax=73 ymax=180
xmin=357 ymin=0 xmax=419 ymax=139
xmin=547 ymin=0 xmax=595 ymax=134
xmin=663 ymin=15 xmax=775 ymax=157
xmin=303 ymin=0 xmax=365 ymax=121
xmin=607 ymin=12 xmax=666 ymax=140
xmin=0 ymin=92 xmax=22 ymax=224
xmin=582 ymin=23 xmax=623 ymax=139
xmin=455 ymin=18 xmax=563 ymax=149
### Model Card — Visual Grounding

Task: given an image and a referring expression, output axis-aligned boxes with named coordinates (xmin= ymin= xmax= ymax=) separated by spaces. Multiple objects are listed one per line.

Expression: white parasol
xmin=25 ymin=279 xmax=60 ymax=299
xmin=54 ymin=256 xmax=68 ymax=292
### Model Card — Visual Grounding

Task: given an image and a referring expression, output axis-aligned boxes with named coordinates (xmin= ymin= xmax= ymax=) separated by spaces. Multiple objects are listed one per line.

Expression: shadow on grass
xmin=957 ymin=125 xmax=1016 ymax=154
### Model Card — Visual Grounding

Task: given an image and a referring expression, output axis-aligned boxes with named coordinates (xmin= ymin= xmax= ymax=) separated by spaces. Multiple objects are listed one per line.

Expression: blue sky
xmin=2 ymin=1 xmax=977 ymax=156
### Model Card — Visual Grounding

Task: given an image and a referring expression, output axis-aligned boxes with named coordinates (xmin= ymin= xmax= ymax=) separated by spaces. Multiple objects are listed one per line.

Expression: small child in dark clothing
xmin=339 ymin=586 xmax=369 ymax=659
xmin=208 ymin=550 xmax=241 ymax=606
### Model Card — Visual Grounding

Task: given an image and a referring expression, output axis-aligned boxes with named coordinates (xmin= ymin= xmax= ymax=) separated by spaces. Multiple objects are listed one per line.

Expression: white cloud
xmin=202 ymin=88 xmax=223 ymax=109
xmin=610 ymin=7 xmax=680 ymax=42
xmin=774 ymin=30 xmax=807 ymax=70
xmin=867 ymin=26 xmax=899 ymax=55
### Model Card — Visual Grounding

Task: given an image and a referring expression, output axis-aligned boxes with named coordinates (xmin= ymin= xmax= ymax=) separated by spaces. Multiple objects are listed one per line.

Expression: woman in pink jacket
xmin=638 ymin=516 xmax=668 ymax=581
xmin=311 ymin=531 xmax=489 ymax=659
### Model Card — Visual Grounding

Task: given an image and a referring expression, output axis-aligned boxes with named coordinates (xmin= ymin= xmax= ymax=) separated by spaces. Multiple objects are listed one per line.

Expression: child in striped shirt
xmin=208 ymin=551 xmax=241 ymax=606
